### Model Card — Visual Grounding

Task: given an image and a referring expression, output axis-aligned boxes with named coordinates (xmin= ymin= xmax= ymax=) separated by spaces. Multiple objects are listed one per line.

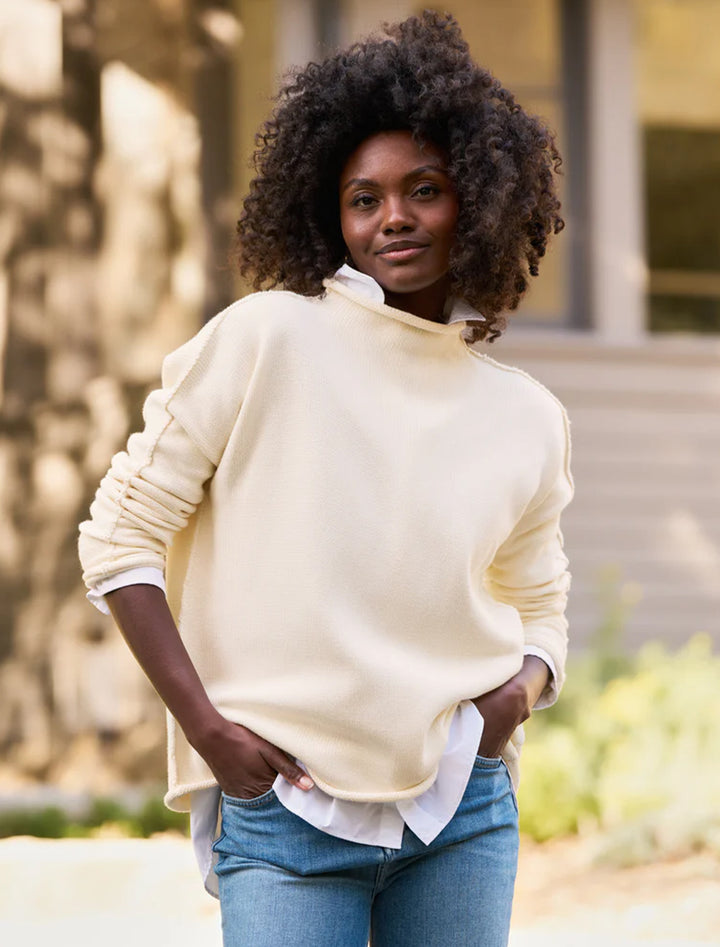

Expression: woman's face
xmin=339 ymin=130 xmax=458 ymax=321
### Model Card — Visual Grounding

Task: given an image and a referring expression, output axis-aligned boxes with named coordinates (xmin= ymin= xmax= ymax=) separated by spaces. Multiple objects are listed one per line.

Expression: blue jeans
xmin=213 ymin=755 xmax=519 ymax=946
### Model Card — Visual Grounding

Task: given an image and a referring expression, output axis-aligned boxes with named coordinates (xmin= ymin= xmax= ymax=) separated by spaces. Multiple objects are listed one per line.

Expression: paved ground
xmin=511 ymin=838 xmax=720 ymax=947
xmin=0 ymin=833 xmax=718 ymax=945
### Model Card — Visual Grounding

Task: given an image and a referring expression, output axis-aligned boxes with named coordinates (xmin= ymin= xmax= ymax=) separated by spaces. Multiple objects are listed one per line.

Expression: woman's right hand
xmin=104 ymin=585 xmax=314 ymax=799
xmin=192 ymin=714 xmax=314 ymax=799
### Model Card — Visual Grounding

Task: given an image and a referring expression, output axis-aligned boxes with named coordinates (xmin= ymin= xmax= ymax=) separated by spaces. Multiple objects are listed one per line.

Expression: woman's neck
xmin=382 ymin=276 xmax=451 ymax=324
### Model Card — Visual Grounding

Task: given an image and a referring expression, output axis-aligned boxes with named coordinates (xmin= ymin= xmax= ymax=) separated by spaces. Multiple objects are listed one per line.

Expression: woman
xmin=79 ymin=11 xmax=572 ymax=946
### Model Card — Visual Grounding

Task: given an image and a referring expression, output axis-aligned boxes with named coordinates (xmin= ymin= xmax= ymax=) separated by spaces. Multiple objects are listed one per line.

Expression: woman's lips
xmin=376 ymin=245 xmax=428 ymax=262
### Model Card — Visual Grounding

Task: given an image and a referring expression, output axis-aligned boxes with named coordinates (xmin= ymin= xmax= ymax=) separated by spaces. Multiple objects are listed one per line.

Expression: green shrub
xmin=0 ymin=806 xmax=69 ymax=839
xmin=0 ymin=795 xmax=189 ymax=840
xmin=135 ymin=796 xmax=188 ymax=837
xmin=518 ymin=634 xmax=720 ymax=862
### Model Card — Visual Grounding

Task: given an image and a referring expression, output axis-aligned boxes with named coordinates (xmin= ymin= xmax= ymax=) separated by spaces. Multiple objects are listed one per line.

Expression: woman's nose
xmin=381 ymin=197 xmax=414 ymax=233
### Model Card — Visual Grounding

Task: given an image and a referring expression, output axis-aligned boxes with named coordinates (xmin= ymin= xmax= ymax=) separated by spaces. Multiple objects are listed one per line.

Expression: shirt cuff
xmin=522 ymin=646 xmax=559 ymax=709
xmin=86 ymin=567 xmax=166 ymax=615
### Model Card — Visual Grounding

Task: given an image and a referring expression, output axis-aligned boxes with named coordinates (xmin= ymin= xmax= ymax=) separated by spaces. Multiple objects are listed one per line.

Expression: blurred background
xmin=0 ymin=1 xmax=719 ymax=937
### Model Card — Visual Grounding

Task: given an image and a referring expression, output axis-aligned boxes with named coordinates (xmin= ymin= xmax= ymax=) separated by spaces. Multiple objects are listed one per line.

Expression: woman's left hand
xmin=472 ymin=655 xmax=550 ymax=758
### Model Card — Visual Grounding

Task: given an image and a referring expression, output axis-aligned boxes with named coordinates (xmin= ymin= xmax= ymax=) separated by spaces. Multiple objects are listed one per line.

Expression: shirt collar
xmin=333 ymin=264 xmax=485 ymax=327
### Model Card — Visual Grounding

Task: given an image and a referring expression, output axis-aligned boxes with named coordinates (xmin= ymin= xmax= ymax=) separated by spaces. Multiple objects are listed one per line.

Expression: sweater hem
xmin=305 ymin=765 xmax=440 ymax=803
xmin=164 ymin=778 xmax=219 ymax=813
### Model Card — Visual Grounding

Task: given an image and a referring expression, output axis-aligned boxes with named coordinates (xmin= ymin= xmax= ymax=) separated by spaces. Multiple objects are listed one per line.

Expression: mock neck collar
xmin=330 ymin=264 xmax=485 ymax=330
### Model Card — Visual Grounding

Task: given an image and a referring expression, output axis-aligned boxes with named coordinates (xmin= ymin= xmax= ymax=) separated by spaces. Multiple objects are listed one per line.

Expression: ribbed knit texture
xmin=79 ymin=280 xmax=573 ymax=812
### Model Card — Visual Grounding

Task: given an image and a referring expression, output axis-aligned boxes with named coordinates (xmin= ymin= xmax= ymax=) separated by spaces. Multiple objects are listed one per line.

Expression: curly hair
xmin=236 ymin=10 xmax=564 ymax=341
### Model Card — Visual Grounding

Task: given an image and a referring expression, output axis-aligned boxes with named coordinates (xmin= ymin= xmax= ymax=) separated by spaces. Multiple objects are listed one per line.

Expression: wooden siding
xmin=488 ymin=333 xmax=720 ymax=651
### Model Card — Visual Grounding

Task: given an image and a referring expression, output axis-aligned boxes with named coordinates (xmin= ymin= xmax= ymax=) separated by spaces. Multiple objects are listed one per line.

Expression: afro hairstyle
xmin=236 ymin=10 xmax=564 ymax=341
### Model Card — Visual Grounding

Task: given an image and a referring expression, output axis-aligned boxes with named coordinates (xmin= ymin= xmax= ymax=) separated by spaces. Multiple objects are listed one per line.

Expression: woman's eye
xmin=414 ymin=184 xmax=439 ymax=198
xmin=351 ymin=194 xmax=377 ymax=208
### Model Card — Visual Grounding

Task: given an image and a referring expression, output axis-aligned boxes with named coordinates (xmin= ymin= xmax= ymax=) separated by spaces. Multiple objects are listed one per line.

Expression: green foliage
xmin=135 ymin=796 xmax=188 ymax=837
xmin=518 ymin=633 xmax=720 ymax=863
xmin=0 ymin=806 xmax=70 ymax=839
xmin=0 ymin=796 xmax=189 ymax=840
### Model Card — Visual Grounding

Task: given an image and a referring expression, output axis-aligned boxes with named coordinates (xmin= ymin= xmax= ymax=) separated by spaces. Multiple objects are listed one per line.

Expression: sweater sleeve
xmin=484 ymin=404 xmax=573 ymax=694
xmin=78 ymin=400 xmax=216 ymax=587
xmin=79 ymin=300 xmax=257 ymax=588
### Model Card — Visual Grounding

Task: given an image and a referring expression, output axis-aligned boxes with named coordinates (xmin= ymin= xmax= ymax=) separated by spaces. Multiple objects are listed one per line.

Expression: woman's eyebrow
xmin=341 ymin=177 xmax=377 ymax=192
xmin=406 ymin=164 xmax=448 ymax=178
xmin=341 ymin=165 xmax=448 ymax=193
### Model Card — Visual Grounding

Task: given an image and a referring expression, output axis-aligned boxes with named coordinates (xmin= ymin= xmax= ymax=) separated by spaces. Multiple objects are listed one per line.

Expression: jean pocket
xmin=221 ymin=786 xmax=277 ymax=808
xmin=473 ymin=753 xmax=504 ymax=768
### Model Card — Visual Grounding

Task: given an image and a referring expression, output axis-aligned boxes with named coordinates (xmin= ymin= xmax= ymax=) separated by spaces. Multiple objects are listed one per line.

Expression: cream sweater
xmin=79 ymin=279 xmax=573 ymax=811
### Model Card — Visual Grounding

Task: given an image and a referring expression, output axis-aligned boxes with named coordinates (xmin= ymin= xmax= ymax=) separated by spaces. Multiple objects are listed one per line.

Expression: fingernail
xmin=299 ymin=775 xmax=314 ymax=790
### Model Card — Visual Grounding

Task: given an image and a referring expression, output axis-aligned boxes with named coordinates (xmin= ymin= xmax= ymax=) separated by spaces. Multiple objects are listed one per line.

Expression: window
xmin=637 ymin=0 xmax=720 ymax=333
xmin=431 ymin=0 xmax=578 ymax=327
